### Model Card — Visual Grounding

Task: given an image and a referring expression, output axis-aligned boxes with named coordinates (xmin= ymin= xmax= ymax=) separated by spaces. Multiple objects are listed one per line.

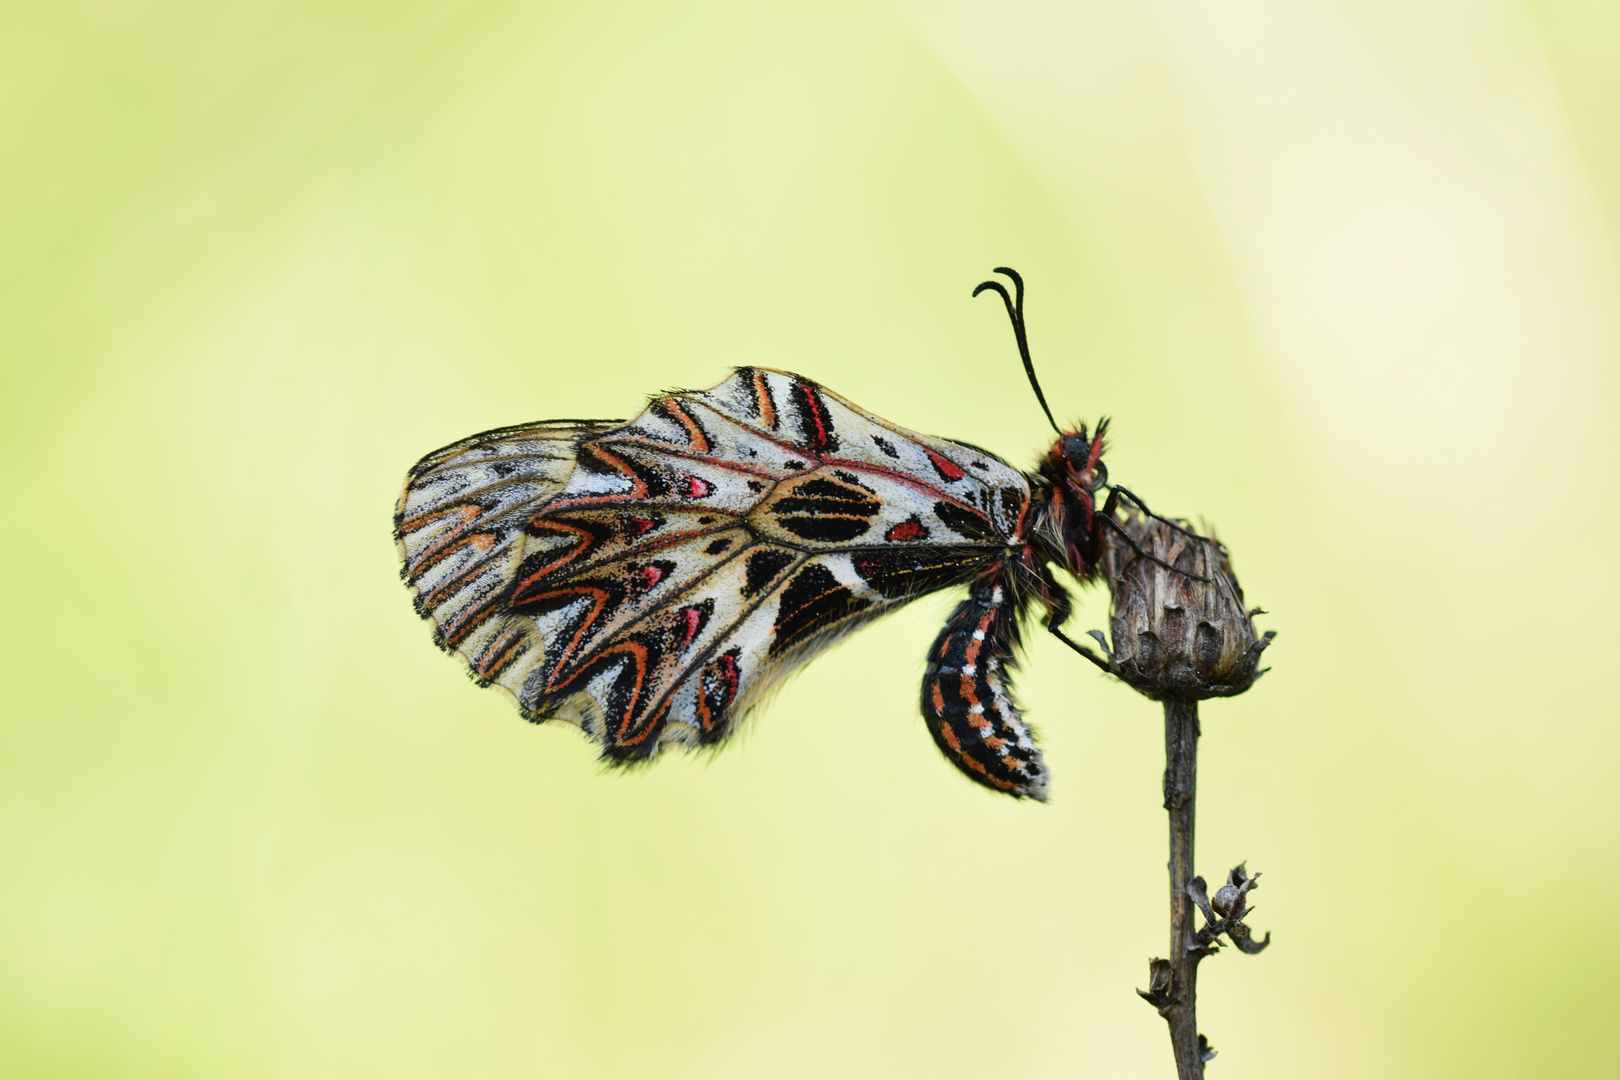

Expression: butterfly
xmin=395 ymin=268 xmax=1186 ymax=801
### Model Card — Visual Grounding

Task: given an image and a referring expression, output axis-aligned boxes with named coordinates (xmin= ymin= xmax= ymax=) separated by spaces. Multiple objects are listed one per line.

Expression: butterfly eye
xmin=1063 ymin=436 xmax=1088 ymax=467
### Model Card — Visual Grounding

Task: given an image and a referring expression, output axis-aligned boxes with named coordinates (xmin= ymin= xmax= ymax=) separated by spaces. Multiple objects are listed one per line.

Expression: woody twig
xmin=1066 ymin=512 xmax=1275 ymax=1078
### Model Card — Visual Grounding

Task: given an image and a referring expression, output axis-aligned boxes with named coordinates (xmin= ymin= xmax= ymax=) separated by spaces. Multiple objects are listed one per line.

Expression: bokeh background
xmin=5 ymin=1 xmax=1619 ymax=1076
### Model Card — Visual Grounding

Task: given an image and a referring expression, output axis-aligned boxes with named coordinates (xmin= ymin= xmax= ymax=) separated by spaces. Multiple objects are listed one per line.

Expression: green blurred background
xmin=4 ymin=1 xmax=1619 ymax=1076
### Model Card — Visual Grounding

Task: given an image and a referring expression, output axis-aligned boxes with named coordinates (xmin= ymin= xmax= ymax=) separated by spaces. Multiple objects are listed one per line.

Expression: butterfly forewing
xmin=395 ymin=368 xmax=1032 ymax=764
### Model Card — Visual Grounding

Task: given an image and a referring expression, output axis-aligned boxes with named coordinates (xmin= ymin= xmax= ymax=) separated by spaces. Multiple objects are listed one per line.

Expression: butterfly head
xmin=972 ymin=266 xmax=1115 ymax=573
xmin=1049 ymin=418 xmax=1109 ymax=504
xmin=1028 ymin=419 xmax=1112 ymax=577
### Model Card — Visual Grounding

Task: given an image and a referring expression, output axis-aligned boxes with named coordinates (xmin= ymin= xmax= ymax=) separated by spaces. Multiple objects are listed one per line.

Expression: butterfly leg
xmin=1096 ymin=505 xmax=1212 ymax=584
xmin=1021 ymin=559 xmax=1111 ymax=673
xmin=921 ymin=569 xmax=1050 ymax=801
xmin=1049 ymin=625 xmax=1113 ymax=672
xmin=1103 ymin=485 xmax=1204 ymax=541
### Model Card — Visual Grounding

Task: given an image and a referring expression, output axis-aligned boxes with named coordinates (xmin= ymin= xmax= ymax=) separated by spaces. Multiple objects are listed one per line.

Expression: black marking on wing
xmin=743 ymin=548 xmax=797 ymax=597
xmin=789 ymin=378 xmax=839 ymax=454
xmin=933 ymin=500 xmax=999 ymax=542
xmin=770 ymin=563 xmax=873 ymax=658
xmin=695 ymin=647 xmax=743 ymax=743
xmin=771 ymin=476 xmax=882 ymax=542
xmin=471 ymin=623 xmax=530 ymax=684
xmin=999 ymin=486 xmax=1028 ymax=534
xmin=510 ymin=516 xmax=616 ymax=589
xmin=850 ymin=547 xmax=993 ymax=600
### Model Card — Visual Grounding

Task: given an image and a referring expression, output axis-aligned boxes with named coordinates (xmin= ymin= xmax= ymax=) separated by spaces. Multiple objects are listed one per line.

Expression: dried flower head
xmin=1089 ymin=511 xmax=1275 ymax=700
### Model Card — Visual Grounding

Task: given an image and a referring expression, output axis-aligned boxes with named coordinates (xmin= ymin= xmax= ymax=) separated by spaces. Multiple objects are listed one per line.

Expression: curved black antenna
xmin=973 ymin=266 xmax=1060 ymax=435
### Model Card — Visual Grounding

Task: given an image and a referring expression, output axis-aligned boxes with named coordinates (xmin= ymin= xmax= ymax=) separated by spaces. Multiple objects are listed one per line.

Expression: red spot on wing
xmin=696 ymin=649 xmax=743 ymax=733
xmin=715 ymin=652 xmax=740 ymax=700
xmin=925 ymin=448 xmax=966 ymax=482
xmin=681 ymin=474 xmax=712 ymax=498
xmin=679 ymin=605 xmax=704 ymax=649
xmin=804 ymin=397 xmax=828 ymax=448
xmin=791 ymin=378 xmax=835 ymax=454
xmin=626 ymin=515 xmax=658 ymax=536
xmin=636 ymin=564 xmax=666 ymax=589
xmin=884 ymin=517 xmax=930 ymax=542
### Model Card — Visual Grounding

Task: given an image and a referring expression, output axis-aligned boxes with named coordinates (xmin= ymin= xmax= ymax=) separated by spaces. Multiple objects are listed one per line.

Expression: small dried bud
xmin=1096 ymin=511 xmax=1275 ymax=700
xmin=1188 ymin=862 xmax=1272 ymax=956
xmin=1136 ymin=956 xmax=1175 ymax=1012
xmin=1210 ymin=862 xmax=1259 ymax=920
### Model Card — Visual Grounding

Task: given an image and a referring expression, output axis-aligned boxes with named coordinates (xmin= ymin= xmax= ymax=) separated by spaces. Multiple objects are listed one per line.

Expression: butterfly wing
xmin=395 ymin=419 xmax=623 ymax=679
xmin=396 ymin=368 xmax=1033 ymax=763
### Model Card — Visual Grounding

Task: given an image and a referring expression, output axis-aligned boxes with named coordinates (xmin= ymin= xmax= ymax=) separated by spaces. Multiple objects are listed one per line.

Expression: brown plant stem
xmin=1163 ymin=694 xmax=1203 ymax=1080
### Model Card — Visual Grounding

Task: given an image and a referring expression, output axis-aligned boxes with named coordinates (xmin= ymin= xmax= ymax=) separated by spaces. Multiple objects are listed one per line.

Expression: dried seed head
xmin=1096 ymin=511 xmax=1275 ymax=700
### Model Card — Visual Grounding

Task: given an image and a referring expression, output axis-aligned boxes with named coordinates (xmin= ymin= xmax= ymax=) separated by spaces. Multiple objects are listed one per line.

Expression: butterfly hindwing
xmin=396 ymin=368 xmax=1034 ymax=768
xmin=395 ymin=420 xmax=620 ymax=680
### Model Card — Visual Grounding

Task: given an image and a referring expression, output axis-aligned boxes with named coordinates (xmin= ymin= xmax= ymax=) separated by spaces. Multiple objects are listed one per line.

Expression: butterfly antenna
xmin=974 ymin=266 xmax=1060 ymax=435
